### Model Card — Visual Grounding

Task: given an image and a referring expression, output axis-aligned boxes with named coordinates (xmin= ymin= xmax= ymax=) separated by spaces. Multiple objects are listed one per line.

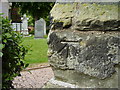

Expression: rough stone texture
xmin=50 ymin=2 xmax=120 ymax=31
xmin=48 ymin=30 xmax=120 ymax=79
xmin=47 ymin=2 xmax=120 ymax=88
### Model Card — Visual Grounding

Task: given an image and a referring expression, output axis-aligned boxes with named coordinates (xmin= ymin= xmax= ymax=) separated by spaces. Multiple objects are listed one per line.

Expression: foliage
xmin=22 ymin=36 xmax=48 ymax=64
xmin=0 ymin=14 xmax=2 ymax=90
xmin=1 ymin=16 xmax=29 ymax=89
xmin=12 ymin=2 xmax=55 ymax=34
xmin=12 ymin=2 xmax=55 ymax=25
xmin=28 ymin=15 xmax=34 ymax=26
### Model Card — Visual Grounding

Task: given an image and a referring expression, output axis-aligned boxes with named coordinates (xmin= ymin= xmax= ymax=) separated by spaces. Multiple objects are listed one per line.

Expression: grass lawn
xmin=22 ymin=36 xmax=48 ymax=64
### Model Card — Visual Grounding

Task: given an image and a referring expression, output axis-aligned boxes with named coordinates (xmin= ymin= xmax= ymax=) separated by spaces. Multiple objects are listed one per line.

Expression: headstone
xmin=35 ymin=18 xmax=46 ymax=38
xmin=12 ymin=23 xmax=22 ymax=32
xmin=21 ymin=14 xmax=29 ymax=35
xmin=16 ymin=23 xmax=21 ymax=32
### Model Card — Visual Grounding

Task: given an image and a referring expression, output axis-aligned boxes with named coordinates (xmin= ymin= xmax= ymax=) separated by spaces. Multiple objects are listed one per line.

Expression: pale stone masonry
xmin=45 ymin=1 xmax=120 ymax=88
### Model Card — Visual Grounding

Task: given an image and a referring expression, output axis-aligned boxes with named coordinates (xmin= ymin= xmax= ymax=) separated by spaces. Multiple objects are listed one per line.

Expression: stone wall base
xmin=53 ymin=67 xmax=119 ymax=88
xmin=42 ymin=78 xmax=79 ymax=88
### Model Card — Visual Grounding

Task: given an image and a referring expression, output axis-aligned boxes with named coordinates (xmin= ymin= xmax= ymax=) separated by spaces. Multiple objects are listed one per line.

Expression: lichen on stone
xmin=47 ymin=2 xmax=120 ymax=88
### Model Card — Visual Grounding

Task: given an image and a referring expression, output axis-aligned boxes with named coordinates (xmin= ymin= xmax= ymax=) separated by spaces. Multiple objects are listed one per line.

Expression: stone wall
xmin=47 ymin=2 xmax=120 ymax=88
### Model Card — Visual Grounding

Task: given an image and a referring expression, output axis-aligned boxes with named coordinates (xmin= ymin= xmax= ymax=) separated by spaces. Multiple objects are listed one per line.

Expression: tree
xmin=12 ymin=2 xmax=55 ymax=25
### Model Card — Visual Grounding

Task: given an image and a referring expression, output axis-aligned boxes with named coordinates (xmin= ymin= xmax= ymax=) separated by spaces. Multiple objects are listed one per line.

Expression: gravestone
xmin=35 ymin=18 xmax=46 ymax=38
xmin=16 ymin=23 xmax=21 ymax=32
xmin=21 ymin=14 xmax=29 ymax=35
xmin=12 ymin=23 xmax=22 ymax=32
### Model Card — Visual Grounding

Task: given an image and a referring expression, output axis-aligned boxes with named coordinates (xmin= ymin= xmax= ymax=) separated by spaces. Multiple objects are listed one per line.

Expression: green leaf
xmin=25 ymin=63 xmax=29 ymax=68
xmin=0 ymin=52 xmax=3 ymax=57
xmin=2 ymin=16 xmax=29 ymax=89
xmin=0 ymin=44 xmax=4 ymax=49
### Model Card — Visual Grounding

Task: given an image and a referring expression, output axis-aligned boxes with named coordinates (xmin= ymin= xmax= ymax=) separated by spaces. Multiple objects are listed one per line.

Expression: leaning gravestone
xmin=35 ymin=18 xmax=46 ymax=38
xmin=43 ymin=1 xmax=120 ymax=88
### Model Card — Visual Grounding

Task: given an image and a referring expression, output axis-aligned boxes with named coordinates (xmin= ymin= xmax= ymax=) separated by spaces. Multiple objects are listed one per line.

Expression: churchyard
xmin=1 ymin=0 xmax=120 ymax=89
xmin=11 ymin=8 xmax=48 ymax=65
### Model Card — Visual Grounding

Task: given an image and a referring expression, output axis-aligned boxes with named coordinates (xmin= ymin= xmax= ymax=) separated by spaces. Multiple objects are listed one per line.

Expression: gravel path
xmin=12 ymin=67 xmax=54 ymax=88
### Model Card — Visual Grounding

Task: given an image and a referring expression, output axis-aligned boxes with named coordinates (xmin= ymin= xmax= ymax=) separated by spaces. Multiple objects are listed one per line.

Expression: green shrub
xmin=1 ymin=16 xmax=29 ymax=89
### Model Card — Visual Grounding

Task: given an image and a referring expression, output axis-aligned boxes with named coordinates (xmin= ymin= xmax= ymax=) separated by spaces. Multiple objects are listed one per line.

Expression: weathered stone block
xmin=50 ymin=2 xmax=120 ymax=31
xmin=47 ymin=1 xmax=120 ymax=88
xmin=48 ymin=30 xmax=120 ymax=78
